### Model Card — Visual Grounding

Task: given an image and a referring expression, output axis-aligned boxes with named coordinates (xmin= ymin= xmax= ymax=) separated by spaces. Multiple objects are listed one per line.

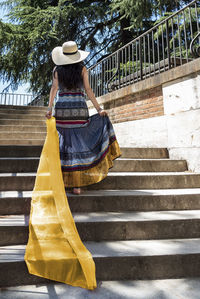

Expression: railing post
xmin=139 ymin=37 xmax=143 ymax=80
xmin=166 ymin=19 xmax=171 ymax=69
xmin=4 ymin=94 xmax=7 ymax=105
xmin=117 ymin=51 xmax=121 ymax=87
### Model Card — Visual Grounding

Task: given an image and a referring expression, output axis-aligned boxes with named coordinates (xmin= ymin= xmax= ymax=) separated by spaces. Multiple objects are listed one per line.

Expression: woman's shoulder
xmin=81 ymin=65 xmax=88 ymax=77
xmin=82 ymin=65 xmax=87 ymax=71
xmin=53 ymin=66 xmax=58 ymax=78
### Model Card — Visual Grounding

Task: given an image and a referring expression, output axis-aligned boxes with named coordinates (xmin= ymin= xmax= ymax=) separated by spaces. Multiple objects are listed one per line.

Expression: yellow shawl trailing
xmin=24 ymin=117 xmax=97 ymax=290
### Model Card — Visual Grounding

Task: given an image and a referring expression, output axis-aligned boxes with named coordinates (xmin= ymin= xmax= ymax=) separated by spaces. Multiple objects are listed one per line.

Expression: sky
xmin=0 ymin=4 xmax=31 ymax=94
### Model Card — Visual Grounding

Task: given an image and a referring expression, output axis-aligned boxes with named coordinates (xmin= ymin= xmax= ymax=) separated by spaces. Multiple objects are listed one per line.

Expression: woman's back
xmin=54 ymin=63 xmax=89 ymax=121
xmin=55 ymin=63 xmax=84 ymax=91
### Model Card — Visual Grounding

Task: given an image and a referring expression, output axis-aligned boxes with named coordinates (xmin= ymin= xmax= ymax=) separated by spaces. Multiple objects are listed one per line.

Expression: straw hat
xmin=52 ymin=41 xmax=90 ymax=65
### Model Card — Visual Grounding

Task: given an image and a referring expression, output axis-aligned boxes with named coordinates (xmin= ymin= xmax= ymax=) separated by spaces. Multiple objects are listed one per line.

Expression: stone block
xmin=113 ymin=115 xmax=168 ymax=147
xmin=163 ymin=72 xmax=200 ymax=115
xmin=169 ymin=147 xmax=200 ymax=172
xmin=167 ymin=109 xmax=200 ymax=147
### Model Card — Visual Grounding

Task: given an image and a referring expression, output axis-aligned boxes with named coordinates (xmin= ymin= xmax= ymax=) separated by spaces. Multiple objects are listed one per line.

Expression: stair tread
xmin=118 ymin=158 xmax=184 ymax=161
xmin=0 ymin=157 xmax=184 ymax=161
xmin=1 ymin=278 xmax=200 ymax=299
xmin=0 ymin=139 xmax=44 ymax=141
xmin=0 ymin=171 xmax=200 ymax=179
xmin=0 ymin=171 xmax=199 ymax=176
xmin=1 ymin=238 xmax=200 ymax=262
xmin=0 ymin=125 xmax=45 ymax=127
xmin=2 ymin=210 xmax=200 ymax=226
xmin=1 ymin=188 xmax=200 ymax=198
xmin=108 ymin=172 xmax=200 ymax=176
xmin=0 ymin=105 xmax=46 ymax=109
xmin=0 ymin=157 xmax=40 ymax=160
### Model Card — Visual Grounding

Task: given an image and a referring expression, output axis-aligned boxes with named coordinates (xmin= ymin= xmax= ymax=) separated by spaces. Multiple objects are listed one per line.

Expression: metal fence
xmin=0 ymin=93 xmax=44 ymax=106
xmin=88 ymin=0 xmax=200 ymax=97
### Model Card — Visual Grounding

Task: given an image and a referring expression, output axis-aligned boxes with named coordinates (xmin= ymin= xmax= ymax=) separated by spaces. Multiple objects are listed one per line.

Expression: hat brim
xmin=52 ymin=47 xmax=90 ymax=65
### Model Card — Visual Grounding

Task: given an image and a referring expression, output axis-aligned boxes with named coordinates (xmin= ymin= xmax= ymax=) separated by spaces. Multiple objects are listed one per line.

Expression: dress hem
xmin=62 ymin=139 xmax=121 ymax=188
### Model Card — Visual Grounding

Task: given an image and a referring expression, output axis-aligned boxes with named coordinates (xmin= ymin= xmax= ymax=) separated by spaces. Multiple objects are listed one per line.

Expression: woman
xmin=46 ymin=41 xmax=121 ymax=194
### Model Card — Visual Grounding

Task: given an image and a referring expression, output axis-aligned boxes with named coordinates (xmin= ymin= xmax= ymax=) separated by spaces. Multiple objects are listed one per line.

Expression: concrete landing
xmin=0 ymin=278 xmax=200 ymax=299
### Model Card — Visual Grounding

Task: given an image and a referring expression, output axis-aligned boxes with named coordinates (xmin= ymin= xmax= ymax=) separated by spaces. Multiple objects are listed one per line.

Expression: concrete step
xmin=0 ymin=158 xmax=39 ymax=172
xmin=0 ymin=132 xmax=46 ymax=139
xmin=0 ymin=125 xmax=46 ymax=133
xmin=0 ymin=139 xmax=44 ymax=145
xmin=0 ymin=105 xmax=47 ymax=111
xmin=0 ymin=157 xmax=188 ymax=173
xmin=120 ymin=148 xmax=169 ymax=159
xmin=1 ymin=189 xmax=200 ymax=215
xmin=0 ymin=146 xmax=42 ymax=157
xmin=0 ymin=119 xmax=46 ymax=126
xmin=1 ymin=238 xmax=200 ymax=286
xmin=111 ymin=158 xmax=187 ymax=172
xmin=88 ymin=172 xmax=200 ymax=190
xmin=1 ymin=172 xmax=200 ymax=191
xmin=2 ymin=210 xmax=200 ymax=245
xmin=1 ymin=278 xmax=200 ymax=299
xmin=0 ymin=107 xmax=47 ymax=116
xmin=0 ymin=146 xmax=168 ymax=159
xmin=0 ymin=113 xmax=45 ymax=120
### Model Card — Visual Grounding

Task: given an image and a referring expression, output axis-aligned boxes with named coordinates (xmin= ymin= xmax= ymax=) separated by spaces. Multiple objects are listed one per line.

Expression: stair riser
xmin=0 ymin=146 xmax=168 ymax=159
xmin=0 ymin=126 xmax=46 ymax=133
xmin=0 ymin=132 xmax=46 ymax=139
xmin=1 ymin=254 xmax=200 ymax=287
xmin=1 ymin=194 xmax=200 ymax=215
xmin=0 ymin=113 xmax=45 ymax=120
xmin=0 ymin=146 xmax=42 ymax=157
xmin=110 ymin=160 xmax=187 ymax=172
xmin=0 ymin=140 xmax=44 ymax=145
xmin=0 ymin=160 xmax=39 ymax=172
xmin=1 ymin=219 xmax=200 ymax=245
xmin=120 ymin=148 xmax=169 ymax=159
xmin=0 ymin=105 xmax=47 ymax=111
xmin=0 ymin=109 xmax=46 ymax=116
xmin=0 ymin=120 xmax=45 ymax=126
xmin=0 ymin=159 xmax=187 ymax=173
xmin=1 ymin=175 xmax=200 ymax=191
xmin=88 ymin=175 xmax=200 ymax=190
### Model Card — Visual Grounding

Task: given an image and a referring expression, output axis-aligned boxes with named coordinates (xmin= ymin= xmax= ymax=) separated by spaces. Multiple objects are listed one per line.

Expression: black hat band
xmin=63 ymin=50 xmax=78 ymax=55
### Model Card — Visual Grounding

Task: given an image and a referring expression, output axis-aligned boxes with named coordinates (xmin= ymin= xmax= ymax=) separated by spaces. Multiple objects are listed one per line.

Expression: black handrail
xmin=88 ymin=0 xmax=200 ymax=97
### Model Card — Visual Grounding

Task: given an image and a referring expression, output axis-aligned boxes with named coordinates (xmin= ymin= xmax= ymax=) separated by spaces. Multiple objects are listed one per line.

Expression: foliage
xmin=0 ymin=0 xmax=194 ymax=95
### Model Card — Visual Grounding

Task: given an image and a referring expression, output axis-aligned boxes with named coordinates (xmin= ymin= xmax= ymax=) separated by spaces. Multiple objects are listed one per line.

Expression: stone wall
xmin=163 ymin=73 xmax=200 ymax=172
xmin=88 ymin=58 xmax=200 ymax=172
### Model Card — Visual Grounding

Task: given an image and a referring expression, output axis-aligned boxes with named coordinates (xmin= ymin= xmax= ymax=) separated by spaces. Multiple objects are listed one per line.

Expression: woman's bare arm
xmin=82 ymin=66 xmax=107 ymax=115
xmin=49 ymin=69 xmax=58 ymax=108
xmin=46 ymin=69 xmax=58 ymax=118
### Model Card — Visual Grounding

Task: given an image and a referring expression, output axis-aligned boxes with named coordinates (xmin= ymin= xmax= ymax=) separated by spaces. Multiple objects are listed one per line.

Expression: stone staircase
xmin=1 ymin=105 xmax=200 ymax=297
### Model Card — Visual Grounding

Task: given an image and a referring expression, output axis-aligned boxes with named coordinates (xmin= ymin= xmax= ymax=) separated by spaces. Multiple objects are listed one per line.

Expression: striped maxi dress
xmin=54 ymin=86 xmax=121 ymax=188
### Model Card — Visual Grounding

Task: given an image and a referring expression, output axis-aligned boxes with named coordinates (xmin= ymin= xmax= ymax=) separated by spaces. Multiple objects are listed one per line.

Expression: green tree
xmin=0 ymin=0 xmax=192 ymax=96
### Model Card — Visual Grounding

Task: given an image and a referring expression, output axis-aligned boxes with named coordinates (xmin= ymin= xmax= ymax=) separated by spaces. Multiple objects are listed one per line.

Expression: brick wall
xmin=104 ymin=86 xmax=164 ymax=123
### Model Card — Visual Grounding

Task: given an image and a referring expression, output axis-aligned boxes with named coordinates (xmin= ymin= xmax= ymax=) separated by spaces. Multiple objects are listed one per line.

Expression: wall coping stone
xmin=87 ymin=57 xmax=200 ymax=108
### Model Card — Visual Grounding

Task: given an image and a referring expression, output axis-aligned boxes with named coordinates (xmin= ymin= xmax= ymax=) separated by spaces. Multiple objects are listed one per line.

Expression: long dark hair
xmin=54 ymin=62 xmax=84 ymax=89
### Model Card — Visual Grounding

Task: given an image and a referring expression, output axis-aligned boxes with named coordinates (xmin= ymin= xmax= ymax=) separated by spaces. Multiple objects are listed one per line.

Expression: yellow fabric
xmin=24 ymin=117 xmax=97 ymax=290
xmin=63 ymin=140 xmax=121 ymax=187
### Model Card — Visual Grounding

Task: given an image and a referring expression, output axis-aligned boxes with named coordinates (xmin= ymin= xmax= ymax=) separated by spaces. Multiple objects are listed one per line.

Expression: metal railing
xmin=0 ymin=93 xmax=45 ymax=106
xmin=88 ymin=0 xmax=200 ymax=97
